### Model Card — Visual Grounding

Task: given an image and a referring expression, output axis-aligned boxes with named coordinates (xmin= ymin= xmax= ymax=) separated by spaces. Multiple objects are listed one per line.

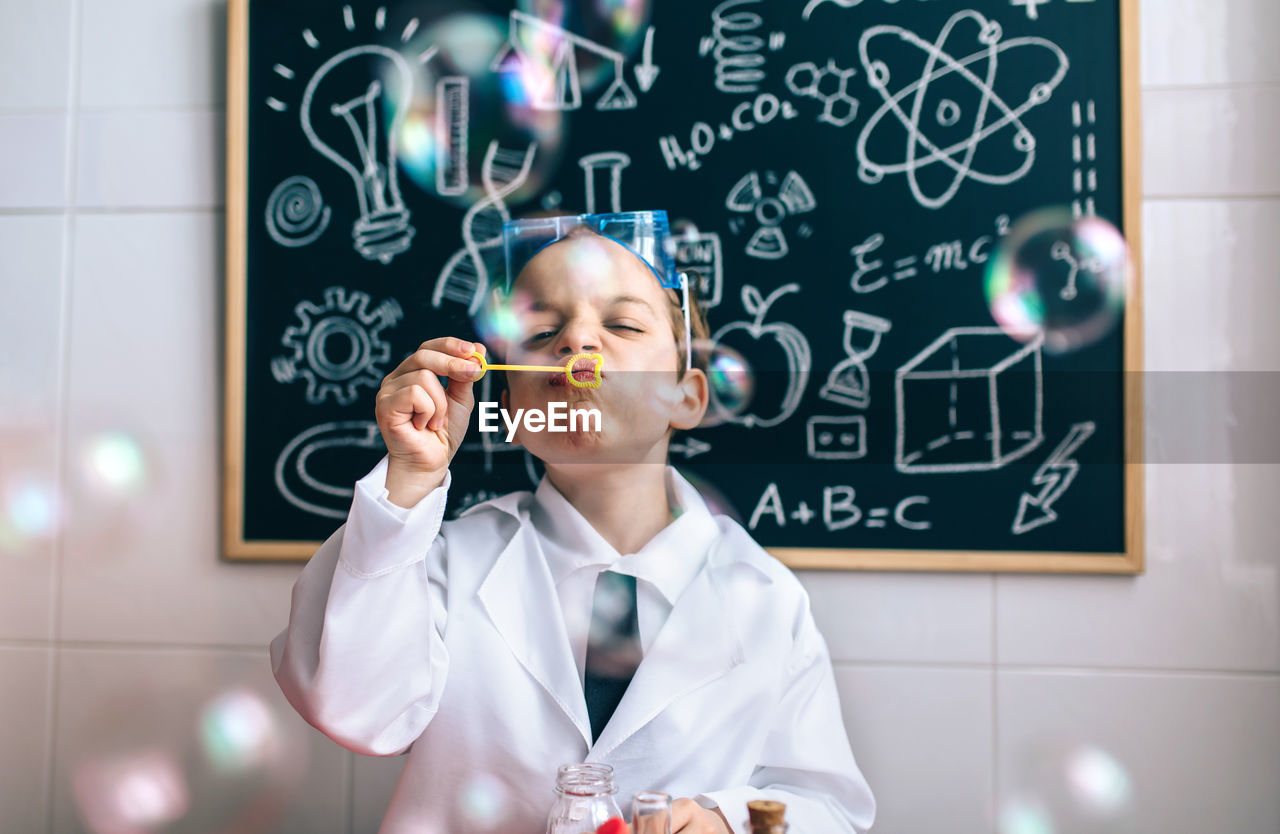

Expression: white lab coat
xmin=270 ymin=458 xmax=876 ymax=834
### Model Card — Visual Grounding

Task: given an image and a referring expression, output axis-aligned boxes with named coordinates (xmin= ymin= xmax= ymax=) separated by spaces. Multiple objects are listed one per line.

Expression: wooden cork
xmin=747 ymin=800 xmax=786 ymax=828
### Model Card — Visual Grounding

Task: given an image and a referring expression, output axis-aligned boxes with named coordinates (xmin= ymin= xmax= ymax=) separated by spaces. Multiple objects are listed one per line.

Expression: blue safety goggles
xmin=501 ymin=210 xmax=693 ymax=370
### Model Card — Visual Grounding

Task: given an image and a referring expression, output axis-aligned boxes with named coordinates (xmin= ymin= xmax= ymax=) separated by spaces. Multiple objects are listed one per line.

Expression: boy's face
xmin=498 ymin=232 xmax=707 ymax=464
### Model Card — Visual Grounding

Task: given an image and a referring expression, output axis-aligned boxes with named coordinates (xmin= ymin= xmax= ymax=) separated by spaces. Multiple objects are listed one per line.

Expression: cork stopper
xmin=747 ymin=800 xmax=786 ymax=828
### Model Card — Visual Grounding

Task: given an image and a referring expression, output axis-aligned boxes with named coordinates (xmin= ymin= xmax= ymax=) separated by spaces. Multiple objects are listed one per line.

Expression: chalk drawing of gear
xmin=271 ymin=286 xmax=403 ymax=406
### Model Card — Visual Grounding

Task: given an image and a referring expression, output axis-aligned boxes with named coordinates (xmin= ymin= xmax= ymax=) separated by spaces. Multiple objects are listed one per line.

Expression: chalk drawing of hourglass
xmin=820 ymin=310 xmax=893 ymax=409
xmin=301 ymin=45 xmax=416 ymax=264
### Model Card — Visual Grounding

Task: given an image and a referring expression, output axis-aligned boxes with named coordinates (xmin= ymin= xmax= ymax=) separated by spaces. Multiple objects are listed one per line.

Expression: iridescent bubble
xmin=1066 ymin=745 xmax=1132 ymax=815
xmin=458 ymin=772 xmax=511 ymax=827
xmin=691 ymin=339 xmax=754 ymax=428
xmin=70 ymin=676 xmax=308 ymax=834
xmin=73 ymin=748 xmax=191 ymax=832
xmin=674 ymin=467 xmax=743 ymax=525
xmin=81 ymin=432 xmax=148 ymax=498
xmin=984 ymin=208 xmax=1130 ymax=355
xmin=0 ymin=478 xmax=60 ymax=554
xmin=395 ymin=13 xmax=565 ymax=206
xmin=666 ymin=218 xmax=702 ymax=261
xmin=516 ymin=0 xmax=652 ymax=95
xmin=200 ymin=689 xmax=284 ymax=775
xmin=998 ymin=797 xmax=1055 ymax=834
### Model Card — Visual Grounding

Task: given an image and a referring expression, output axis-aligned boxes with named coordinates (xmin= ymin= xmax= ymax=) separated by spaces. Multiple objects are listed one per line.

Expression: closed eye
xmin=608 ymin=324 xmax=643 ymax=333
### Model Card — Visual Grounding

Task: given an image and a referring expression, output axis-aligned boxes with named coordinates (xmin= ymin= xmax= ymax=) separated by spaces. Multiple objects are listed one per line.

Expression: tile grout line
xmin=1141 ymin=81 xmax=1280 ymax=93
xmin=46 ymin=0 xmax=84 ymax=829
xmin=347 ymin=751 xmax=356 ymax=834
xmin=828 ymin=658 xmax=1280 ymax=679
xmin=991 ymin=574 xmax=999 ymax=828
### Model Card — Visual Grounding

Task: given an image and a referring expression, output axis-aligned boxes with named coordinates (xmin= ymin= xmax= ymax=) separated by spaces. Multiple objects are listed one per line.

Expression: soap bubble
xmin=691 ymin=339 xmax=754 ymax=428
xmin=1066 ymin=745 xmax=1132 ymax=815
xmin=675 ymin=467 xmax=743 ymax=525
xmin=998 ymin=798 xmax=1055 ymax=834
xmin=985 ymin=208 xmax=1130 ymax=354
xmin=70 ymin=677 xmax=308 ymax=834
xmin=0 ymin=477 xmax=60 ymax=556
xmin=81 ymin=432 xmax=149 ymax=499
xmin=459 ymin=772 xmax=511 ymax=828
xmin=396 ymin=13 xmax=565 ymax=206
xmin=516 ymin=0 xmax=652 ymax=94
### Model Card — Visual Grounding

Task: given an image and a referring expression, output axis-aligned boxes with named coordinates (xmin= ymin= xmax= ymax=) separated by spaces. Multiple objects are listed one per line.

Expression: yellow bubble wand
xmin=469 ymin=350 xmax=604 ymax=389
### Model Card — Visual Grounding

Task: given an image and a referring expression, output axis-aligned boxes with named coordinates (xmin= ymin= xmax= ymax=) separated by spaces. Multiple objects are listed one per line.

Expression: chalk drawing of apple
xmin=711 ymin=282 xmax=811 ymax=428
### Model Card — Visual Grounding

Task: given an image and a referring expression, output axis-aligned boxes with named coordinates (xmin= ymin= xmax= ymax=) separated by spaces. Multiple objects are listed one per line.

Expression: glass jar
xmin=545 ymin=763 xmax=624 ymax=834
xmin=632 ymin=791 xmax=672 ymax=834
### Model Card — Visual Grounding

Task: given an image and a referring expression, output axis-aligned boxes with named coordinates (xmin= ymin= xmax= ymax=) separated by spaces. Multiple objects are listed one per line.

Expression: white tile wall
xmin=76 ymin=110 xmax=224 ymax=208
xmin=1141 ymin=0 xmax=1280 ymax=87
xmin=1144 ymin=86 xmax=1280 ymax=197
xmin=0 ymin=0 xmax=73 ymax=108
xmin=48 ymin=647 xmax=349 ymax=834
xmin=800 ymin=572 xmax=993 ymax=664
xmin=59 ymin=212 xmax=304 ymax=647
xmin=835 ymin=665 xmax=994 ymax=834
xmin=79 ymin=0 xmax=225 ymax=109
xmin=0 ymin=647 xmax=53 ymax=833
xmin=0 ymin=0 xmax=1277 ymax=832
xmin=997 ymin=670 xmax=1280 ymax=834
xmin=0 ymin=114 xmax=70 ymax=208
xmin=0 ymin=215 xmax=64 ymax=640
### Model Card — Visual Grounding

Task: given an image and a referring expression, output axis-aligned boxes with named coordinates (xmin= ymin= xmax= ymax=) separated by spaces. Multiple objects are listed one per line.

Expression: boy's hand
xmin=670 ymin=798 xmax=731 ymax=834
xmin=375 ymin=338 xmax=484 ymax=506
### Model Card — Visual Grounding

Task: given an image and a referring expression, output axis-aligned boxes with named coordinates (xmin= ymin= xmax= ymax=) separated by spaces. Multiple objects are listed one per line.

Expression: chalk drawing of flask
xmin=820 ymin=309 xmax=892 ymax=409
xmin=301 ymin=46 xmax=416 ymax=264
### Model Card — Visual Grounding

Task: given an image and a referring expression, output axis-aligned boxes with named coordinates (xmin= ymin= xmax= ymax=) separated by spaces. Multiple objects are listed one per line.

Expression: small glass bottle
xmin=545 ymin=763 xmax=624 ymax=834
xmin=632 ymin=791 xmax=672 ymax=834
xmin=745 ymin=799 xmax=788 ymax=834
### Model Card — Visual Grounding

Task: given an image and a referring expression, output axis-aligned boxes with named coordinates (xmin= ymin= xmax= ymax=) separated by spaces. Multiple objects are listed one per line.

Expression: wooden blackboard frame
xmin=223 ymin=0 xmax=1143 ymax=572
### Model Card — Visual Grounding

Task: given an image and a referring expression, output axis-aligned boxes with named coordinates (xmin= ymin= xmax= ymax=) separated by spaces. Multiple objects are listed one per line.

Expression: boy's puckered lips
xmin=550 ymin=356 xmax=605 ymax=387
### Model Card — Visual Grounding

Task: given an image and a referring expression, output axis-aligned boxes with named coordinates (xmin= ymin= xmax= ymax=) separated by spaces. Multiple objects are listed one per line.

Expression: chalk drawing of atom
xmin=855 ymin=11 xmax=1069 ymax=209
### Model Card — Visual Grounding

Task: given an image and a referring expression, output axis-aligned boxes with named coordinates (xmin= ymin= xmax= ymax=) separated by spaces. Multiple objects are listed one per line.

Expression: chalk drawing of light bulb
xmin=301 ymin=46 xmax=416 ymax=264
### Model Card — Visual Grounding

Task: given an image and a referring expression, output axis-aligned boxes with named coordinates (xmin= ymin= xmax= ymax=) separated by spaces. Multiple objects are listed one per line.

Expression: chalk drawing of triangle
xmin=726 ymin=171 xmax=762 ymax=212
xmin=746 ymin=226 xmax=788 ymax=259
xmin=596 ymin=75 xmax=638 ymax=110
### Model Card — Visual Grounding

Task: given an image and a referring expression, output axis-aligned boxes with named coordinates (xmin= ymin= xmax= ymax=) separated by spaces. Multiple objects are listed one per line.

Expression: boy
xmin=270 ymin=211 xmax=875 ymax=833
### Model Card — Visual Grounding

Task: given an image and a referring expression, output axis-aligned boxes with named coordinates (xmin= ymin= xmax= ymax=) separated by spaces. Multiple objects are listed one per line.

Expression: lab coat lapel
xmin=476 ymin=525 xmax=594 ymax=749
xmin=589 ymin=561 xmax=745 ymax=758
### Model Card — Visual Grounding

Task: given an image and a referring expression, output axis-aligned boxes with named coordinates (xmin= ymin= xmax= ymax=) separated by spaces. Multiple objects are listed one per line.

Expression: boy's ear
xmin=668 ymin=367 xmax=710 ymax=432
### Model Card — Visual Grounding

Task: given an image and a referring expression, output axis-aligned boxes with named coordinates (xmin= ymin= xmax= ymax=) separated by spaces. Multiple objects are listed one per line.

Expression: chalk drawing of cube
xmin=895 ymin=327 xmax=1044 ymax=473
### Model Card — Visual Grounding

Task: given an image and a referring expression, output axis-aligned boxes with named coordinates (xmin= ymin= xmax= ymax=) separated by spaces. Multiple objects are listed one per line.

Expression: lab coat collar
xmin=473 ymin=467 xmax=749 ymax=756
xmin=531 ymin=466 xmax=719 ymax=606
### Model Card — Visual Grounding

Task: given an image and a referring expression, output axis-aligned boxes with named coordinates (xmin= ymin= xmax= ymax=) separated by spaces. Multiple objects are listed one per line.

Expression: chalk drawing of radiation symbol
xmin=725 ymin=170 xmax=816 ymax=260
xmin=265 ymin=175 xmax=332 ymax=247
xmin=855 ymin=10 xmax=1069 ymax=209
xmin=271 ymin=287 xmax=402 ymax=406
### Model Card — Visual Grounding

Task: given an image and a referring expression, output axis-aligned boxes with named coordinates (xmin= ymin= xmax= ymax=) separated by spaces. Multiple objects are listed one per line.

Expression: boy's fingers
xmin=386 ymin=339 xmax=478 ymax=381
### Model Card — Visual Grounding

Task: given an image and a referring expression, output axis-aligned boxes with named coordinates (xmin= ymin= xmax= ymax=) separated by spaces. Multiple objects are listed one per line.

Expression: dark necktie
xmin=583 ymin=570 xmax=642 ymax=743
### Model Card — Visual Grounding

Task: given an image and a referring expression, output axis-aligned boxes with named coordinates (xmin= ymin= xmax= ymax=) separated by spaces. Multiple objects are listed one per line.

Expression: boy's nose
xmin=554 ymin=321 xmax=600 ymax=357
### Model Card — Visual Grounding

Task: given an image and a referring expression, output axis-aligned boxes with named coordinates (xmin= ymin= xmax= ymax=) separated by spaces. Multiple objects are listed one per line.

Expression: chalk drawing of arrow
xmin=670 ymin=436 xmax=711 ymax=459
xmin=1012 ymin=421 xmax=1096 ymax=535
xmin=635 ymin=26 xmax=660 ymax=92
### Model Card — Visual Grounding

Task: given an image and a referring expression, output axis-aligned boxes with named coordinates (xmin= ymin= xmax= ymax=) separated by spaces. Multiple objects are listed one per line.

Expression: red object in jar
xmin=595 ymin=817 xmax=628 ymax=834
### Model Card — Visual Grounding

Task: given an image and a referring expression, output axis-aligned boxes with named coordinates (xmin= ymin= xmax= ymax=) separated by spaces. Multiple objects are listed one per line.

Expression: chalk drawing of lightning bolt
xmin=1012 ymin=421 xmax=1096 ymax=535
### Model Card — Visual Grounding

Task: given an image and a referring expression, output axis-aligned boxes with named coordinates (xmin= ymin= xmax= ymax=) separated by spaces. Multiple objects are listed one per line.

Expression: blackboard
xmin=225 ymin=0 xmax=1143 ymax=571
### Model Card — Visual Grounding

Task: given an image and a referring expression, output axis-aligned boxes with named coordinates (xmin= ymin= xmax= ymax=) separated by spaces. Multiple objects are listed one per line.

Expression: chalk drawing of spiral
xmin=265 ymin=175 xmax=332 ymax=247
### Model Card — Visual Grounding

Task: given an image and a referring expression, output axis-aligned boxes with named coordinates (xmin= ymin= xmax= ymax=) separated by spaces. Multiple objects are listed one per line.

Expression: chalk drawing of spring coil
xmin=699 ymin=0 xmax=768 ymax=94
